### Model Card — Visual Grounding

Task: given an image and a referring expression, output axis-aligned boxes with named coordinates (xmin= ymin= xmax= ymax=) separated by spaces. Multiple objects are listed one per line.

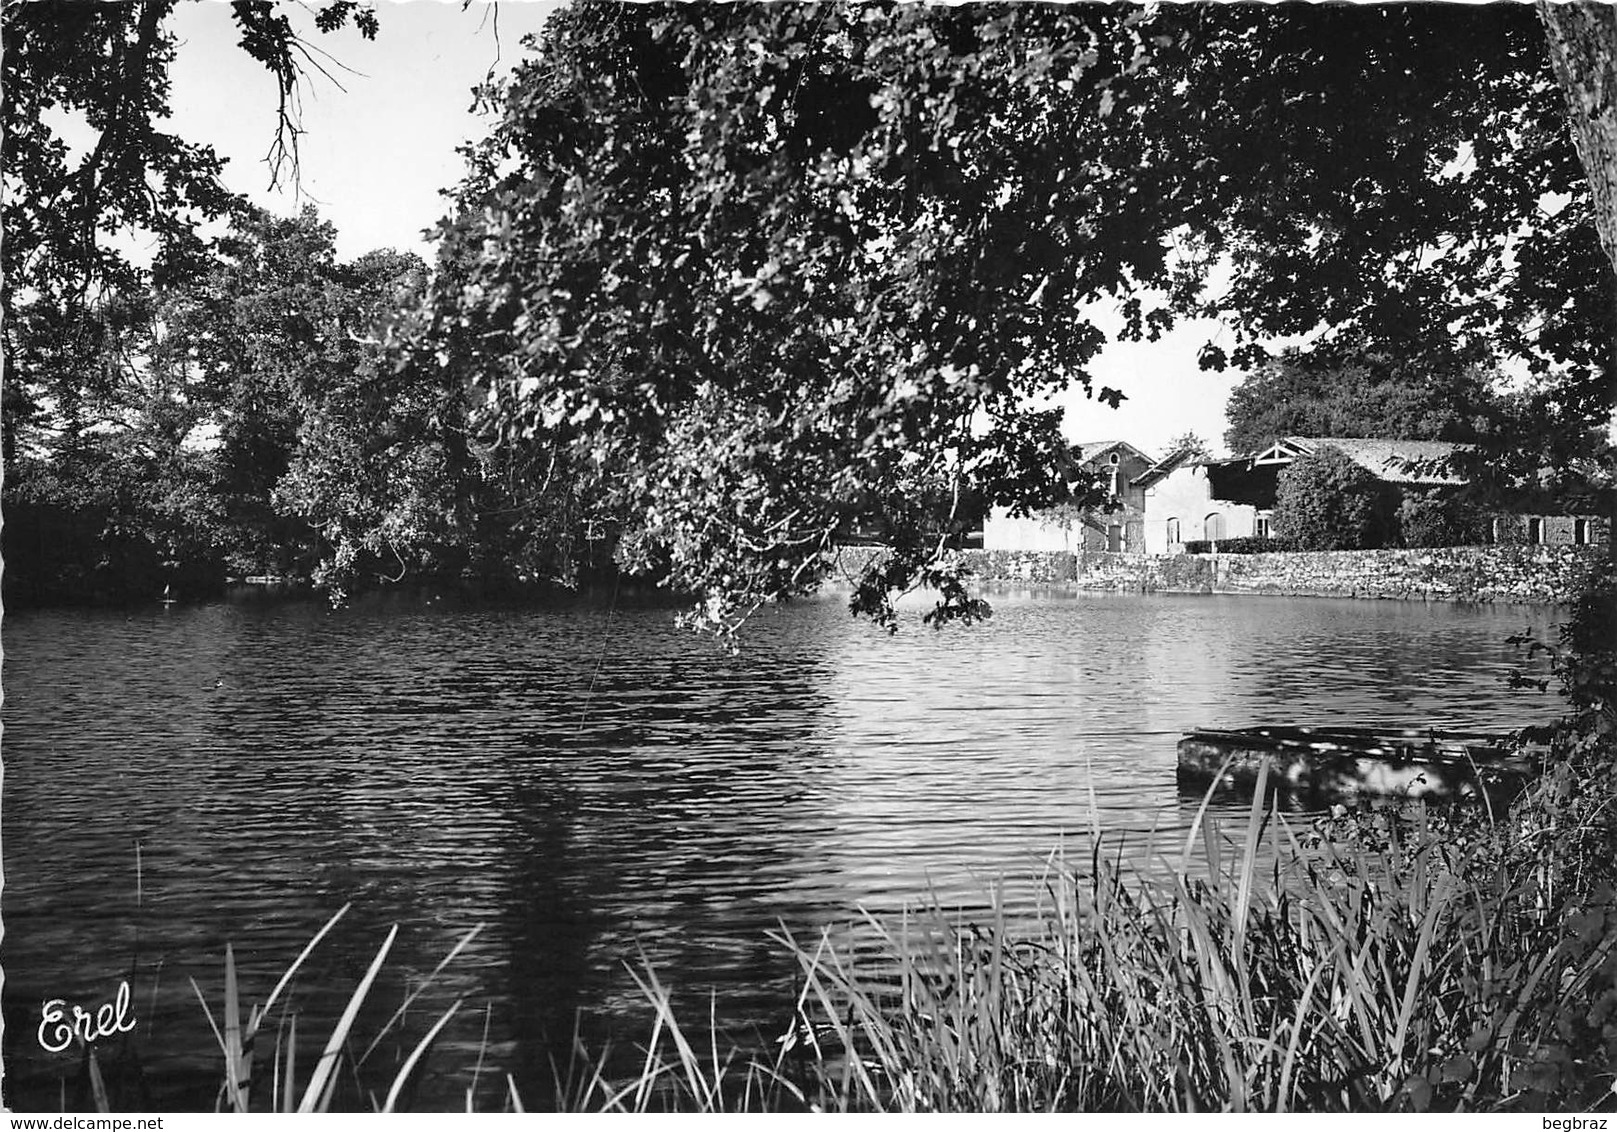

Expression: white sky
xmin=164 ymin=0 xmax=1245 ymax=458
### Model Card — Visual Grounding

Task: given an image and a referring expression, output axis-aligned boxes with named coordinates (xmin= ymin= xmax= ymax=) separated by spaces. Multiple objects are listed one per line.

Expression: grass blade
xmin=359 ymin=923 xmax=484 ymax=1065
xmin=223 ymin=944 xmax=249 ymax=1112
xmin=297 ymin=923 xmax=399 ymax=1113
xmin=261 ymin=903 xmax=353 ymax=1023
xmin=382 ymin=1000 xmax=462 ymax=1113
xmin=86 ymin=1045 xmax=111 ymax=1114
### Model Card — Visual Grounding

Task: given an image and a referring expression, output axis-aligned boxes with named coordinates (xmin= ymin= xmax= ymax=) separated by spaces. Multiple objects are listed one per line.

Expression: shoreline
xmin=833 ymin=543 xmax=1606 ymax=607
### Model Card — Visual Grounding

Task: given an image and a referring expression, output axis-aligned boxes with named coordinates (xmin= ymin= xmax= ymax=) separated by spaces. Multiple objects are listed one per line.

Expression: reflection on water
xmin=1 ymin=588 xmax=1560 ymax=1108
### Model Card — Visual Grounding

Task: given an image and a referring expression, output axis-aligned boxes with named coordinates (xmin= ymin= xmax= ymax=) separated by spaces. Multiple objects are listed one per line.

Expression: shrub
xmin=1397 ymin=489 xmax=1487 ymax=547
xmin=1272 ymin=447 xmax=1398 ymax=550
xmin=1184 ymin=535 xmax=1293 ymax=555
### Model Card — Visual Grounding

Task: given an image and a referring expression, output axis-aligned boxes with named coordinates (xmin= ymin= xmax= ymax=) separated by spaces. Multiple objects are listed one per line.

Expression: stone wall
xmin=954 ymin=544 xmax=1608 ymax=604
xmin=959 ymin=548 xmax=1080 ymax=583
xmin=828 ymin=545 xmax=1080 ymax=585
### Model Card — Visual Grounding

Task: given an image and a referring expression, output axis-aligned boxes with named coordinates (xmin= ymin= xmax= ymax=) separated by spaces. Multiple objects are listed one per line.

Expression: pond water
xmin=1 ymin=587 xmax=1563 ymax=1110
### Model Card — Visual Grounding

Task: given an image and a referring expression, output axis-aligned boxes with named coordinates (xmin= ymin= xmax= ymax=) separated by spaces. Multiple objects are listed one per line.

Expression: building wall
xmin=1096 ymin=450 xmax=1154 ymax=513
xmin=1490 ymin=514 xmax=1611 ymax=548
xmin=983 ymin=510 xmax=1152 ymax=553
xmin=981 ymin=506 xmax=1085 ymax=552
xmin=1140 ymin=464 xmax=1260 ymax=555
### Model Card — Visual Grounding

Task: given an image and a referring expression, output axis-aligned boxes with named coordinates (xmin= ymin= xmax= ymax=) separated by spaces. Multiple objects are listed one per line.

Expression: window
xmin=1166 ymin=517 xmax=1181 ymax=545
xmin=1109 ymin=452 xmax=1120 ymax=465
xmin=1255 ymin=514 xmax=1272 ymax=539
xmin=1205 ymin=512 xmax=1226 ymax=541
xmin=1528 ymin=517 xmax=1544 ymax=544
xmin=1575 ymin=518 xmax=1591 ymax=545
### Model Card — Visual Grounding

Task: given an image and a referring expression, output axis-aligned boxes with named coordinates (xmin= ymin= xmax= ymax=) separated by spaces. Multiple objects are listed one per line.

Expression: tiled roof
xmin=1285 ymin=437 xmax=1466 ymax=485
xmin=1073 ymin=439 xmax=1157 ymax=465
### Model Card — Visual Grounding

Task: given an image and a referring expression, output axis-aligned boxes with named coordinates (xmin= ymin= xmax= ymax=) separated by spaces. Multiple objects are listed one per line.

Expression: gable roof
xmin=1269 ymin=437 xmax=1466 ymax=485
xmin=1074 ymin=439 xmax=1157 ymax=467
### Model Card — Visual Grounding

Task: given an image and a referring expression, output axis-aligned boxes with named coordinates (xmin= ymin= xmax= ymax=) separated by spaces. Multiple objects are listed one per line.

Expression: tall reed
xmin=189 ymin=905 xmax=484 ymax=1112
xmin=747 ymin=765 xmax=1616 ymax=1112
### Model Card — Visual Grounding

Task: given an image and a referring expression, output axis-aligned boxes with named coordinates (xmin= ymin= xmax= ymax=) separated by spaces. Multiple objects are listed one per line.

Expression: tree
xmin=1 ymin=200 xmax=462 ymax=603
xmin=1174 ymin=9 xmax=1605 ymax=371
xmin=1167 ymin=432 xmax=1214 ymax=461
xmin=157 ymin=205 xmax=499 ymax=591
xmin=1 ymin=284 xmax=233 ymax=603
xmin=270 ymin=243 xmax=486 ymax=598
xmin=414 ymin=3 xmax=1142 ymax=635
xmin=1222 ymin=346 xmax=1497 ymax=454
xmin=405 ymin=2 xmax=1607 ymax=635
xmin=0 ymin=0 xmax=378 ymax=301
xmin=1 ymin=0 xmax=380 ymax=499
xmin=1272 ymin=447 xmax=1398 ymax=551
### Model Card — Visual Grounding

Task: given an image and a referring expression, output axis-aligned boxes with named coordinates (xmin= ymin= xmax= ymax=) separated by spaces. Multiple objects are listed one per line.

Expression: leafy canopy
xmin=409 ymin=1 xmax=1607 ymax=634
xmin=2 ymin=0 xmax=381 ymax=490
xmin=0 ymin=0 xmax=379 ymax=308
xmin=1167 ymin=432 xmax=1215 ymax=461
xmin=1222 ymin=346 xmax=1498 ymax=455
xmin=417 ymin=2 xmax=1160 ymax=634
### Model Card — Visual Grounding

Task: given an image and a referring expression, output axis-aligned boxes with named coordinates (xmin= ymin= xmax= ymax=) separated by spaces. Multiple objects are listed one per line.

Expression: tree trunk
xmin=1539 ymin=1 xmax=1617 ymax=277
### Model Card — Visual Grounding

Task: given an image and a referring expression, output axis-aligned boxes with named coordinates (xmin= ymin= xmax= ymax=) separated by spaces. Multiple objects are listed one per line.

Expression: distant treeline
xmin=0 ymin=207 xmax=625 ymax=607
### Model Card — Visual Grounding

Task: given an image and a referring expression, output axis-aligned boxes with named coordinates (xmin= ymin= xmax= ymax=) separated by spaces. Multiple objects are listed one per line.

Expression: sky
xmin=164 ymin=0 xmax=1247 ymax=461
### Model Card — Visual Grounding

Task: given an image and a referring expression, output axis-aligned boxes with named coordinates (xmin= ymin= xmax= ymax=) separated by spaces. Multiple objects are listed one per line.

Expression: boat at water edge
xmin=1177 ymin=724 xmax=1544 ymax=802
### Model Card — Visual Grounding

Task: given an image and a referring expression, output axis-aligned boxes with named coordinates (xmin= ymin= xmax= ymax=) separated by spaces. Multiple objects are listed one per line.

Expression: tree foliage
xmin=5 ymin=1 xmax=1611 ymax=621
xmin=402 ymin=1 xmax=1608 ymax=634
xmin=1 ymin=204 xmax=459 ymax=603
xmin=1 ymin=279 xmax=229 ymax=601
xmin=1272 ymin=447 xmax=1398 ymax=551
xmin=1222 ymin=347 xmax=1498 ymax=455
xmin=1 ymin=0 xmax=383 ymax=593
xmin=414 ymin=2 xmax=1161 ymax=634
xmin=1167 ymin=432 xmax=1214 ymax=461
xmin=0 ymin=0 xmax=377 ymax=312
xmin=169 ymin=207 xmax=451 ymax=582
xmin=1157 ymin=7 xmax=1609 ymax=385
